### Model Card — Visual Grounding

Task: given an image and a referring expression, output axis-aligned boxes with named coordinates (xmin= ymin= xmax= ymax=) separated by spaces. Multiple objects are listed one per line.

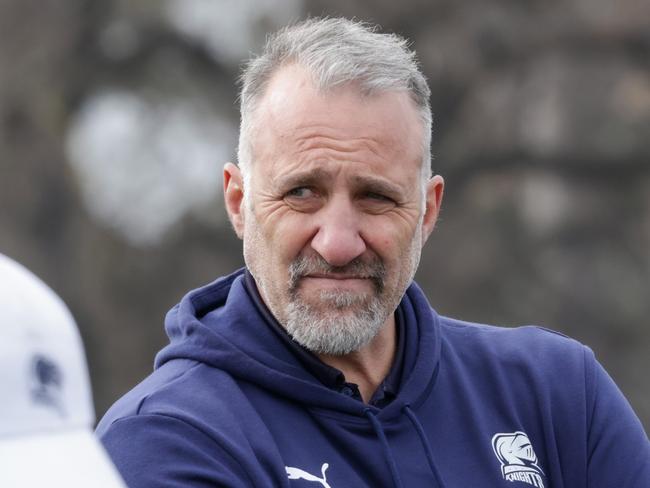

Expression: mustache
xmin=288 ymin=254 xmax=386 ymax=294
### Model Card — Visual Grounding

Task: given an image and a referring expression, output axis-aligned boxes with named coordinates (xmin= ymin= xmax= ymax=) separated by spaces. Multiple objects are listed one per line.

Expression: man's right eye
xmin=283 ymin=187 xmax=322 ymax=212
xmin=285 ymin=187 xmax=315 ymax=198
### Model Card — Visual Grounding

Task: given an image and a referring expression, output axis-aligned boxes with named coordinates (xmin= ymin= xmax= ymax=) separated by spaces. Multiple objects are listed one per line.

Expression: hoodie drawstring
xmin=363 ymin=406 xmax=447 ymax=488
xmin=364 ymin=408 xmax=404 ymax=488
xmin=403 ymin=405 xmax=447 ymax=487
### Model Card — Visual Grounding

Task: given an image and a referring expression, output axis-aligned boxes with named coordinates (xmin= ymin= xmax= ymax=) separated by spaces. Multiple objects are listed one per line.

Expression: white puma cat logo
xmin=285 ymin=463 xmax=332 ymax=488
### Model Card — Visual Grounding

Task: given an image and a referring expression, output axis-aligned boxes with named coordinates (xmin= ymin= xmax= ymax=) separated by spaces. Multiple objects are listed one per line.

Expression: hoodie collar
xmin=155 ymin=268 xmax=440 ymax=419
xmin=242 ymin=269 xmax=406 ymax=407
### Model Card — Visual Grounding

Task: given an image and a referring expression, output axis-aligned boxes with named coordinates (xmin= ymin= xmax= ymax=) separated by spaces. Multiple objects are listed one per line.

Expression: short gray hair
xmin=237 ymin=17 xmax=432 ymax=184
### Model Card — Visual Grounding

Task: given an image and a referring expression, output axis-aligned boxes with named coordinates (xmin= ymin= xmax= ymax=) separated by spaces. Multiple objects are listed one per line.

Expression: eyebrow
xmin=273 ymin=168 xmax=333 ymax=191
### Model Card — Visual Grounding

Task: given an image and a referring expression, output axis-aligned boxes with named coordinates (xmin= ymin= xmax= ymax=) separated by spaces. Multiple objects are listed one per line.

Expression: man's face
xmin=228 ymin=64 xmax=443 ymax=355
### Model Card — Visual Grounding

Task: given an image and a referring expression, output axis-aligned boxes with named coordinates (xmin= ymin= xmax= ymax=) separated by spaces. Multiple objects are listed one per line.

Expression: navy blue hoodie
xmin=97 ymin=269 xmax=650 ymax=487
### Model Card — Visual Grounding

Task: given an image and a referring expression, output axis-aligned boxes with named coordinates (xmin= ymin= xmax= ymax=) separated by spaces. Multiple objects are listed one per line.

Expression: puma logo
xmin=285 ymin=463 xmax=332 ymax=488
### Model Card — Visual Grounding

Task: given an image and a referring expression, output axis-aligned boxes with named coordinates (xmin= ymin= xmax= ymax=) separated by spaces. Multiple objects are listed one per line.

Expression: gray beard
xmin=284 ymin=289 xmax=387 ymax=355
xmin=281 ymin=255 xmax=389 ymax=355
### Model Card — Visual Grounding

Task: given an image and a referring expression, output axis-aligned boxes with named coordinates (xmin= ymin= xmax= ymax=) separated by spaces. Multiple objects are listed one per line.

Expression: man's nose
xmin=310 ymin=198 xmax=366 ymax=267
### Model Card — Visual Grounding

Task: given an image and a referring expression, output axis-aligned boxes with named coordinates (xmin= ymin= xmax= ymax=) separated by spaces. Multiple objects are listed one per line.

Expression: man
xmin=0 ymin=254 xmax=126 ymax=487
xmin=97 ymin=18 xmax=649 ymax=487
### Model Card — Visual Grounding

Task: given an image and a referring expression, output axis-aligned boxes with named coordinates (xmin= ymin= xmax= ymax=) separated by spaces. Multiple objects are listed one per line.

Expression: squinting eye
xmin=285 ymin=187 xmax=315 ymax=199
xmin=366 ymin=192 xmax=392 ymax=202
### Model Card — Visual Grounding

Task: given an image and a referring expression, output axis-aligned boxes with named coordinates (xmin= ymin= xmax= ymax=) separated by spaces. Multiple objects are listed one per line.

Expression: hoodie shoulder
xmin=96 ymin=356 xmax=251 ymax=433
xmin=436 ymin=315 xmax=592 ymax=412
xmin=96 ymin=358 xmax=289 ymax=487
xmin=96 ymin=358 xmax=207 ymax=433
xmin=438 ymin=315 xmax=585 ymax=363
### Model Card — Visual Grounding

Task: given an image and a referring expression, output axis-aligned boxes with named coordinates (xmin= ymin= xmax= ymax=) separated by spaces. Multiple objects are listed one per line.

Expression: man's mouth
xmin=304 ymin=273 xmax=372 ymax=280
xmin=288 ymin=255 xmax=386 ymax=295
xmin=294 ymin=274 xmax=377 ymax=302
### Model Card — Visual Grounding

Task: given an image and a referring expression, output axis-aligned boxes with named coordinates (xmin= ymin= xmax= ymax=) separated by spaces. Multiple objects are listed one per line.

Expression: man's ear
xmin=421 ymin=175 xmax=444 ymax=246
xmin=223 ymin=162 xmax=246 ymax=239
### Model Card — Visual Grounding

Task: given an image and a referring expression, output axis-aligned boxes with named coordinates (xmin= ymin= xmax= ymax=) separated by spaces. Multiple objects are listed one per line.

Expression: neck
xmin=317 ymin=313 xmax=397 ymax=403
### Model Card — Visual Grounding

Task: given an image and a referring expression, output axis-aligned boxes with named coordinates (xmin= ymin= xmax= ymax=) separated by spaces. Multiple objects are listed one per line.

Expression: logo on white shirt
xmin=492 ymin=431 xmax=545 ymax=487
xmin=30 ymin=354 xmax=66 ymax=417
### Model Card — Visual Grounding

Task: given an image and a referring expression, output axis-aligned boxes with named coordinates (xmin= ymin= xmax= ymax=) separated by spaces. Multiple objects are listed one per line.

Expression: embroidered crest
xmin=492 ymin=432 xmax=545 ymax=487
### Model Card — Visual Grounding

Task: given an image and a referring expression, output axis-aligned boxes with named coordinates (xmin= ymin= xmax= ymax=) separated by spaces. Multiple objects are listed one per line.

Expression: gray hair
xmin=237 ymin=17 xmax=432 ymax=187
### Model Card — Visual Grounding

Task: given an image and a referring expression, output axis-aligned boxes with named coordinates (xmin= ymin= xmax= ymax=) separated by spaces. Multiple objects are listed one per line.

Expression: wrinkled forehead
xmin=249 ymin=64 xmax=425 ymax=170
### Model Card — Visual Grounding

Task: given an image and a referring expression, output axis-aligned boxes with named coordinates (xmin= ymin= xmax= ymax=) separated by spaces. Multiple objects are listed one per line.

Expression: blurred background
xmin=1 ymin=0 xmax=648 ymax=430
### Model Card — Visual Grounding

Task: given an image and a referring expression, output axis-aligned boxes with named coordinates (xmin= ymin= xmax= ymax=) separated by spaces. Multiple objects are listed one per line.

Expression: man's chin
xmin=283 ymin=310 xmax=384 ymax=356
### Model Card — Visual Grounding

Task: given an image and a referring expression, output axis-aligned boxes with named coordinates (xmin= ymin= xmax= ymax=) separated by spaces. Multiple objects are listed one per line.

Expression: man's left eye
xmin=359 ymin=192 xmax=397 ymax=212
xmin=365 ymin=192 xmax=392 ymax=202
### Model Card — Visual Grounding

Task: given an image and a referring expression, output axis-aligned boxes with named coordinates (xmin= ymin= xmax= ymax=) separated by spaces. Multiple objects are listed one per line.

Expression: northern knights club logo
xmin=30 ymin=353 xmax=66 ymax=417
xmin=492 ymin=431 xmax=545 ymax=487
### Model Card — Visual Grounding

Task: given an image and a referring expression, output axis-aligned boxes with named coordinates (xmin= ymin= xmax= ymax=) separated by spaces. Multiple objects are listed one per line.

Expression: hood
xmin=155 ymin=268 xmax=441 ymax=421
